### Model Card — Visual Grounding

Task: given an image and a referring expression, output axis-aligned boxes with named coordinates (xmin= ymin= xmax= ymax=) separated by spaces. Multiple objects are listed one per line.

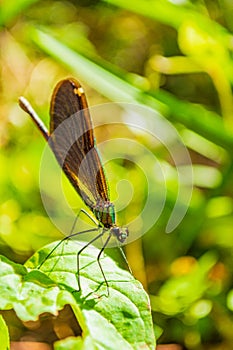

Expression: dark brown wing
xmin=49 ymin=78 xmax=109 ymax=209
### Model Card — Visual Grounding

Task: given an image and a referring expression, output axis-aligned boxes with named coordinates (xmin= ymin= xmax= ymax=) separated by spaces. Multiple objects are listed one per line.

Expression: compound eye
xmin=118 ymin=230 xmax=129 ymax=243
xmin=111 ymin=227 xmax=129 ymax=243
xmin=119 ymin=234 xmax=126 ymax=243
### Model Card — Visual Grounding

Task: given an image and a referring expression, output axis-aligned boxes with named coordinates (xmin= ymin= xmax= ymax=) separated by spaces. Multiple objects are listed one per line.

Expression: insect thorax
xmin=93 ymin=199 xmax=116 ymax=228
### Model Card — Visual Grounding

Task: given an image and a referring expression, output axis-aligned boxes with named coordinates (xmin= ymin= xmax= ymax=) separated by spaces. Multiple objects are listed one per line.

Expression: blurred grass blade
xmin=26 ymin=28 xmax=233 ymax=151
xmin=29 ymin=29 xmax=164 ymax=110
xmin=103 ymin=0 xmax=231 ymax=39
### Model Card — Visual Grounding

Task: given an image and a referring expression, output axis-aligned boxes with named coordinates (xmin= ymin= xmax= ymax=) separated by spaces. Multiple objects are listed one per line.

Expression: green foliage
xmin=0 ymin=314 xmax=10 ymax=350
xmin=0 ymin=242 xmax=155 ymax=349
xmin=1 ymin=0 xmax=233 ymax=349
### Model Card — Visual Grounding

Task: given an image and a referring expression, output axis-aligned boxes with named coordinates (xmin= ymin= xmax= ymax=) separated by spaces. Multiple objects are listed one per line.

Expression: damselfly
xmin=19 ymin=78 xmax=129 ymax=294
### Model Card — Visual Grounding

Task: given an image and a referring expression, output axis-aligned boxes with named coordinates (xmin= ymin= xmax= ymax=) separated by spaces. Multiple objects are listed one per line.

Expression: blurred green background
xmin=1 ymin=0 xmax=233 ymax=349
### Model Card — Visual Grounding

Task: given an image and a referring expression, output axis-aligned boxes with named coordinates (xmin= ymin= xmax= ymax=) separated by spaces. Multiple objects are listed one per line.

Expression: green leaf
xmin=0 ymin=314 xmax=10 ymax=350
xmin=0 ymin=241 xmax=155 ymax=349
xmin=0 ymin=255 xmax=69 ymax=321
xmin=26 ymin=240 xmax=155 ymax=349
xmin=54 ymin=335 xmax=95 ymax=350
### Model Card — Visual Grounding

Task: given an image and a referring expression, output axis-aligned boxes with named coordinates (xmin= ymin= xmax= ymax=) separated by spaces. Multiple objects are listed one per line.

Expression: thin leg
xmin=118 ymin=247 xmax=132 ymax=275
xmin=70 ymin=208 xmax=99 ymax=236
xmin=76 ymin=229 xmax=105 ymax=291
xmin=97 ymin=234 xmax=112 ymax=296
xmin=37 ymin=227 xmax=99 ymax=269
xmin=69 ymin=212 xmax=81 ymax=236
xmin=79 ymin=208 xmax=99 ymax=227
xmin=38 ymin=208 xmax=100 ymax=269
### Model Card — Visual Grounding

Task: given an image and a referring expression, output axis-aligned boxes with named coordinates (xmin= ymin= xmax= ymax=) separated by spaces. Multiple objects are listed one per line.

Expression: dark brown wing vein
xmin=49 ymin=78 xmax=109 ymax=208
